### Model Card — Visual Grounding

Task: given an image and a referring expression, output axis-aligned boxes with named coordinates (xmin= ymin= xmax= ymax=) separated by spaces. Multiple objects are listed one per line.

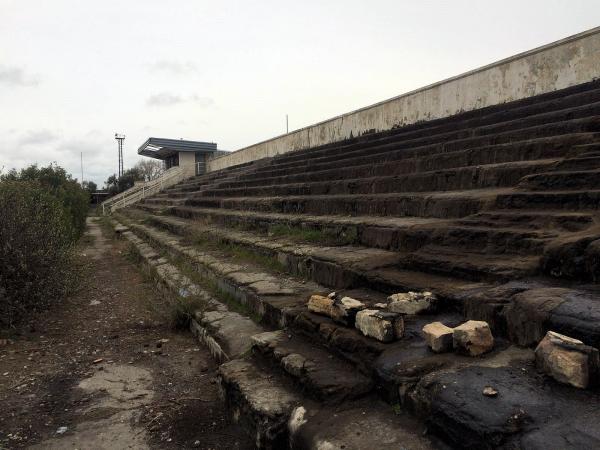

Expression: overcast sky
xmin=1 ymin=1 xmax=599 ymax=186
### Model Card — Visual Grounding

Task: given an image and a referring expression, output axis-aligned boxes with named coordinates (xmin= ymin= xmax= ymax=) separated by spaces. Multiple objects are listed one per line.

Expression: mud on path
xmin=0 ymin=217 xmax=253 ymax=450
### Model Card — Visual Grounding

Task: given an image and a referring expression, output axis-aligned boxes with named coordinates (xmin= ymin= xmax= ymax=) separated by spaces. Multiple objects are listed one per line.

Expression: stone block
xmin=307 ymin=294 xmax=334 ymax=317
xmin=330 ymin=296 xmax=366 ymax=326
xmin=453 ymin=320 xmax=494 ymax=356
xmin=387 ymin=291 xmax=437 ymax=314
xmin=422 ymin=321 xmax=454 ymax=353
xmin=281 ymin=353 xmax=307 ymax=378
xmin=355 ymin=309 xmax=404 ymax=343
xmin=535 ymin=331 xmax=599 ymax=389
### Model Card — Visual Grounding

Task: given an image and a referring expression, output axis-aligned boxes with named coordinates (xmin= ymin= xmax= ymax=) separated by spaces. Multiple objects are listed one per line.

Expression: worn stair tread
xmin=167 ymin=204 xmax=450 ymax=229
xmin=127 ymin=211 xmax=405 ymax=269
xmin=458 ymin=210 xmax=597 ymax=232
xmin=364 ymin=267 xmax=489 ymax=298
xmin=405 ymin=245 xmax=541 ymax=280
xmin=218 ymin=358 xmax=306 ymax=448
xmin=118 ymin=216 xmax=326 ymax=326
xmin=251 ymin=330 xmax=373 ymax=402
xmin=180 ymin=159 xmax=560 ymax=197
xmin=414 ymin=362 xmax=600 ymax=449
xmin=289 ymin=399 xmax=438 ymax=450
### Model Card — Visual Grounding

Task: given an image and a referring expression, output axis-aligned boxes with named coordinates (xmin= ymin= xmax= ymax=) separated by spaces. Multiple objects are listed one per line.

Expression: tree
xmin=83 ymin=180 xmax=97 ymax=194
xmin=104 ymin=167 xmax=144 ymax=196
xmin=134 ymin=159 xmax=163 ymax=181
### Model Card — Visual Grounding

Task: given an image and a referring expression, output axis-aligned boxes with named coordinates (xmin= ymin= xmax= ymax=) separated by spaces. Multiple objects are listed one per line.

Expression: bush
xmin=1 ymin=164 xmax=90 ymax=240
xmin=0 ymin=181 xmax=75 ymax=328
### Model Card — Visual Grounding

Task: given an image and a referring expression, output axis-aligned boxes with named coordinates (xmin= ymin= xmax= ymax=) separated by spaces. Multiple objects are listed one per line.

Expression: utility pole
xmin=286 ymin=114 xmax=289 ymax=133
xmin=115 ymin=133 xmax=125 ymax=177
xmin=80 ymin=152 xmax=84 ymax=185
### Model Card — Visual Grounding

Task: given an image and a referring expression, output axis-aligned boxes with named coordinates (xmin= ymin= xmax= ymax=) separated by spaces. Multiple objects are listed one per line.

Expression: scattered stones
xmin=482 ymin=386 xmax=498 ymax=397
xmin=387 ymin=291 xmax=437 ymax=314
xmin=422 ymin=322 xmax=454 ymax=353
xmin=534 ymin=331 xmax=599 ymax=389
xmin=307 ymin=294 xmax=334 ymax=317
xmin=355 ymin=309 xmax=404 ymax=343
xmin=453 ymin=320 xmax=494 ymax=356
xmin=330 ymin=296 xmax=366 ymax=326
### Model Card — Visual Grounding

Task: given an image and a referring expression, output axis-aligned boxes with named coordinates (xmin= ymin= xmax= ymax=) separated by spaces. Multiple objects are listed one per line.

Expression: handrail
xmin=101 ymin=166 xmax=186 ymax=214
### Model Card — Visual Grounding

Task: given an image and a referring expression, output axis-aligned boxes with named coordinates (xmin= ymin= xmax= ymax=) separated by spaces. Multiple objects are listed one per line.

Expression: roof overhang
xmin=138 ymin=137 xmax=218 ymax=159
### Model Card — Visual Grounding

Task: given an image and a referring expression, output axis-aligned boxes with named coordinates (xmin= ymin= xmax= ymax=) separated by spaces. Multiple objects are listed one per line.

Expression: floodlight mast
xmin=115 ymin=133 xmax=125 ymax=177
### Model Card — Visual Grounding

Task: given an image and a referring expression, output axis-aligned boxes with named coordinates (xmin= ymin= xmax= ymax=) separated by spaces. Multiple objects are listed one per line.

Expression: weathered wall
xmin=207 ymin=27 xmax=600 ymax=172
xmin=179 ymin=152 xmax=197 ymax=177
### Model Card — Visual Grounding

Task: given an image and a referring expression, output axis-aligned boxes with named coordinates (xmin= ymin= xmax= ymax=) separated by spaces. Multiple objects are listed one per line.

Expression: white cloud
xmin=0 ymin=65 xmax=40 ymax=87
xmin=146 ymin=92 xmax=215 ymax=108
xmin=146 ymin=60 xmax=198 ymax=75
xmin=146 ymin=92 xmax=183 ymax=107
xmin=18 ymin=129 xmax=60 ymax=146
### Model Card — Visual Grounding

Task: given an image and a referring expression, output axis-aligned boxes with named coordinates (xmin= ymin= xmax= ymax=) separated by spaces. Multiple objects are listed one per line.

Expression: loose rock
xmin=482 ymin=386 xmax=498 ymax=397
xmin=387 ymin=291 xmax=437 ymax=314
xmin=422 ymin=322 xmax=454 ymax=353
xmin=535 ymin=330 xmax=599 ymax=389
xmin=453 ymin=320 xmax=494 ymax=356
xmin=330 ymin=296 xmax=366 ymax=326
xmin=355 ymin=309 xmax=404 ymax=343
xmin=307 ymin=294 xmax=334 ymax=317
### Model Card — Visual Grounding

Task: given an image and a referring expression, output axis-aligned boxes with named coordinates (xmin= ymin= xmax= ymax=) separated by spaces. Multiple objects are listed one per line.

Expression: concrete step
xmin=251 ymin=330 xmax=373 ymax=403
xmin=518 ymin=169 xmax=600 ymax=191
xmin=248 ymin=116 xmax=600 ymax=177
xmin=166 ymin=204 xmax=449 ymax=251
xmin=208 ymin=135 xmax=591 ymax=190
xmin=125 ymin=209 xmax=522 ymax=289
xmin=113 ymin=216 xmax=600 ymax=449
xmin=412 ymin=361 xmax=600 ymax=449
xmin=457 ymin=210 xmax=597 ymax=232
xmin=154 ymin=205 xmax=587 ymax=256
xmin=194 ymin=159 xmax=559 ymax=198
xmin=178 ymin=188 xmax=506 ymax=218
xmin=218 ymin=359 xmax=438 ymax=450
xmin=496 ymin=189 xmax=600 ymax=211
xmin=402 ymin=245 xmax=541 ymax=282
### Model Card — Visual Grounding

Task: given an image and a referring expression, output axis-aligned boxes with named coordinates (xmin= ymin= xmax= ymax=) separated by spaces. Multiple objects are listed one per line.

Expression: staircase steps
xmin=192 ymin=159 xmax=559 ymax=198
xmin=114 ymin=80 xmax=600 ymax=449
xmin=113 ymin=205 xmax=600 ymax=449
xmin=203 ymin=136 xmax=589 ymax=190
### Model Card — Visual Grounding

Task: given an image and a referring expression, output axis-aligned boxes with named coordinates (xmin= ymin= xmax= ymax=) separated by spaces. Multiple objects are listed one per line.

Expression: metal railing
xmin=101 ymin=166 xmax=186 ymax=214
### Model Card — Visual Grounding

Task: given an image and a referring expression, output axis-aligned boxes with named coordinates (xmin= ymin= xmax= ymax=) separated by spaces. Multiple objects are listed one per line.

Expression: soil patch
xmin=0 ymin=217 xmax=252 ymax=449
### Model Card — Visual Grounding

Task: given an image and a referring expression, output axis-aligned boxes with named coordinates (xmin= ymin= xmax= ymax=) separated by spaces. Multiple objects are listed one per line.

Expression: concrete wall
xmin=179 ymin=151 xmax=197 ymax=177
xmin=207 ymin=26 xmax=600 ymax=172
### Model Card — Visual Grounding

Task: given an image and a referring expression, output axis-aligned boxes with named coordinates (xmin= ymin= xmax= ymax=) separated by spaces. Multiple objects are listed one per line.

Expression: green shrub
xmin=0 ymin=181 xmax=74 ymax=328
xmin=1 ymin=164 xmax=89 ymax=240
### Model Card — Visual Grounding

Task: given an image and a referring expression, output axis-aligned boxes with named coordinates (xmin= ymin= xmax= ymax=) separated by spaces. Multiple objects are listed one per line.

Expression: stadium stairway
xmin=114 ymin=79 xmax=600 ymax=449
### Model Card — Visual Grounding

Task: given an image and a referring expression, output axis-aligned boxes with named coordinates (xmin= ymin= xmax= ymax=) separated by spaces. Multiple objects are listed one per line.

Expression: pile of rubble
xmin=308 ymin=290 xmax=600 ymax=389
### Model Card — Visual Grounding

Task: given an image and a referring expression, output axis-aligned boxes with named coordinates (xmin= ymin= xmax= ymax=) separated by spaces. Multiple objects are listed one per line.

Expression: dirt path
xmin=0 ymin=217 xmax=252 ymax=449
